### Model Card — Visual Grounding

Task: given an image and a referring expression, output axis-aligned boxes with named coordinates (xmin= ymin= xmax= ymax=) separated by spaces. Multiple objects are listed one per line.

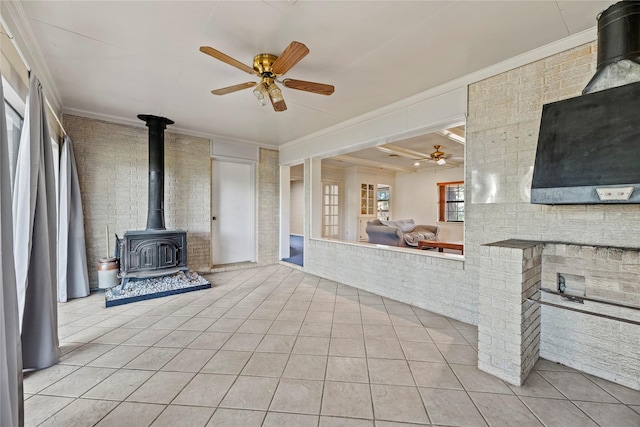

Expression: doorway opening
xmin=282 ymin=164 xmax=304 ymax=266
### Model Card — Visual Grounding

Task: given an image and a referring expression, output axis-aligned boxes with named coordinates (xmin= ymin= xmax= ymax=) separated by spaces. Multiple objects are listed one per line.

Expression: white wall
xmin=321 ymin=167 xmax=344 ymax=182
xmin=394 ymin=166 xmax=464 ymax=241
xmin=290 ymin=180 xmax=304 ymax=235
xmin=343 ymin=168 xmax=358 ymax=241
xmin=290 ymin=164 xmax=304 ymax=180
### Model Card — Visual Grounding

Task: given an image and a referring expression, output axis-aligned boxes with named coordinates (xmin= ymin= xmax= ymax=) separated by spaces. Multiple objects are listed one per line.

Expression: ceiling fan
xmin=415 ymin=145 xmax=448 ymax=165
xmin=199 ymin=41 xmax=335 ymax=112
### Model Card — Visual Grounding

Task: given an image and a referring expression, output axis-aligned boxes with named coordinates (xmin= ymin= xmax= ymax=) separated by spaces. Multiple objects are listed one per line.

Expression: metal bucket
xmin=97 ymin=257 xmax=119 ymax=289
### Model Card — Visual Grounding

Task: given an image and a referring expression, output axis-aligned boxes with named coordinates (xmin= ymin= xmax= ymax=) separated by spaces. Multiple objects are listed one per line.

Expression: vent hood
xmin=531 ymin=1 xmax=640 ymax=204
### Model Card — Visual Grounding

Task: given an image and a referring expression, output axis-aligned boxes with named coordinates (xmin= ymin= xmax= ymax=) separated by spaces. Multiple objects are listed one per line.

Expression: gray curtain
xmin=1 ymin=71 xmax=24 ymax=426
xmin=58 ymin=135 xmax=89 ymax=302
xmin=12 ymin=74 xmax=59 ymax=370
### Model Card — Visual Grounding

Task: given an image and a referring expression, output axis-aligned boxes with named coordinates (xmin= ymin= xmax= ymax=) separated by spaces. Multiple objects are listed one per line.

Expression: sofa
xmin=366 ymin=219 xmax=440 ymax=247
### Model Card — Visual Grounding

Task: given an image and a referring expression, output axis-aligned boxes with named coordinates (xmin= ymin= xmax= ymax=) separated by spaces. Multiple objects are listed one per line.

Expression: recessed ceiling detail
xmin=324 ymin=126 xmax=465 ymax=171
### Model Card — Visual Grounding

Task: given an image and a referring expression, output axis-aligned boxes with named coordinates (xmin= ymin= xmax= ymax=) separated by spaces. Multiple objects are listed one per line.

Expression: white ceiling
xmin=18 ymin=1 xmax=613 ymax=147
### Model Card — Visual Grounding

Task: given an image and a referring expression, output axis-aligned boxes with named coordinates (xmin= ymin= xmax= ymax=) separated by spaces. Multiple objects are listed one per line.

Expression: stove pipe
xmin=583 ymin=0 xmax=640 ymax=94
xmin=138 ymin=114 xmax=174 ymax=230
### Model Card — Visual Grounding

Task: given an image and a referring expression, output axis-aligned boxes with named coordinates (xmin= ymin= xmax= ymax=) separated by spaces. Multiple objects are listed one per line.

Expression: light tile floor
xmin=24 ymin=265 xmax=640 ymax=426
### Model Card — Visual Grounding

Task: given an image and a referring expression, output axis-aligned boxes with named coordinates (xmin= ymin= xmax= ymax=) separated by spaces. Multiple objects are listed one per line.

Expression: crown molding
xmin=63 ymin=107 xmax=278 ymax=150
xmin=0 ymin=1 xmax=62 ymax=115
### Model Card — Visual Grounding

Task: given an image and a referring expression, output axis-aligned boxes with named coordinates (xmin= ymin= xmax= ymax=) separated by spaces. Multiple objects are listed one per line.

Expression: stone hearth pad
xmin=105 ymin=271 xmax=211 ymax=307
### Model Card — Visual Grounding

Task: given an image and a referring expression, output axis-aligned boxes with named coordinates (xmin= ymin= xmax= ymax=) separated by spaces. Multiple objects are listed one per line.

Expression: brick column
xmin=478 ymin=239 xmax=543 ymax=386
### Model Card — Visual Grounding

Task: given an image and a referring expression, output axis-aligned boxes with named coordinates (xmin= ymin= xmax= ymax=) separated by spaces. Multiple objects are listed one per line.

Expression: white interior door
xmin=211 ymin=159 xmax=255 ymax=265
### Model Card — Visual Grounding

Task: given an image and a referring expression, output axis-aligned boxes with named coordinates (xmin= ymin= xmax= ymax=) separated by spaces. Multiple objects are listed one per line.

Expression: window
xmin=377 ymin=185 xmax=390 ymax=221
xmin=438 ymin=181 xmax=464 ymax=222
xmin=4 ymin=99 xmax=23 ymax=183
xmin=322 ymin=182 xmax=340 ymax=238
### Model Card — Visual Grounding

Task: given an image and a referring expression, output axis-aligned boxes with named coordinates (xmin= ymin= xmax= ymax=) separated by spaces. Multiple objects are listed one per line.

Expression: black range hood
xmin=531 ymin=1 xmax=640 ymax=204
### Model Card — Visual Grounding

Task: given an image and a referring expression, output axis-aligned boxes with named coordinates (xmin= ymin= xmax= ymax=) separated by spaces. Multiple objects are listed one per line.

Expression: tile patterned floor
xmin=24 ymin=265 xmax=640 ymax=426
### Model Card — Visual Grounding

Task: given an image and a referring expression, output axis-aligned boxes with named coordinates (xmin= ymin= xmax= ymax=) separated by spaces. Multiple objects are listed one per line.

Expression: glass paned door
xmin=322 ymin=182 xmax=340 ymax=238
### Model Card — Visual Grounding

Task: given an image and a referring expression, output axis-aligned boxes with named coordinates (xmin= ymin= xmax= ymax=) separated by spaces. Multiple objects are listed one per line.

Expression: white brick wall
xmin=307 ymin=238 xmax=476 ymax=322
xmin=540 ymin=243 xmax=640 ymax=390
xmin=478 ymin=240 xmax=542 ymax=386
xmin=468 ymin=42 xmax=640 ymax=390
xmin=257 ymin=148 xmax=280 ymax=265
xmin=64 ymin=115 xmax=211 ymax=288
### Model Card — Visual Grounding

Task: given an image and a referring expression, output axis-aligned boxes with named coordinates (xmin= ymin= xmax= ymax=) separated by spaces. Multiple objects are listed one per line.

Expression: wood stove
xmin=117 ymin=114 xmax=190 ymax=289
xmin=118 ymin=229 xmax=189 ymax=287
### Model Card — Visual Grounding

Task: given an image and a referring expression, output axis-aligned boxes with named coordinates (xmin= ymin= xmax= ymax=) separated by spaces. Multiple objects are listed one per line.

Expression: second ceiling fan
xmin=200 ymin=41 xmax=334 ymax=112
xmin=415 ymin=145 xmax=449 ymax=165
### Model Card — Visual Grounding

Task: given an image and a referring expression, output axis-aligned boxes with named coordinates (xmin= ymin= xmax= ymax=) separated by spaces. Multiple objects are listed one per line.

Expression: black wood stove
xmin=117 ymin=115 xmax=190 ymax=289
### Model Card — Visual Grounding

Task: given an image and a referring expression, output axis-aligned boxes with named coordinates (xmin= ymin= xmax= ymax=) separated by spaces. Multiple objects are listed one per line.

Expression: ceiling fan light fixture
xmin=267 ymin=81 xmax=287 ymax=112
xmin=253 ymin=82 xmax=269 ymax=106
xmin=437 ymin=158 xmax=446 ymax=165
xmin=267 ymin=81 xmax=283 ymax=102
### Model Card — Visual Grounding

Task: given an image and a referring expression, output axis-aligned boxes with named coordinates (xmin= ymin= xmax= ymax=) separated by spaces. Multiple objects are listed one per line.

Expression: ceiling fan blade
xmin=211 ymin=82 xmax=257 ymax=95
xmin=199 ymin=46 xmax=256 ymax=75
xmin=271 ymin=41 xmax=309 ymax=75
xmin=282 ymin=79 xmax=335 ymax=96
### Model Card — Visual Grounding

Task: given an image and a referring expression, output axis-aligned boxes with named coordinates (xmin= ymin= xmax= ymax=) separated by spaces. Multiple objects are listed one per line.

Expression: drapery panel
xmin=1 ymin=70 xmax=24 ymax=427
xmin=12 ymin=74 xmax=59 ymax=370
xmin=58 ymin=135 xmax=89 ymax=302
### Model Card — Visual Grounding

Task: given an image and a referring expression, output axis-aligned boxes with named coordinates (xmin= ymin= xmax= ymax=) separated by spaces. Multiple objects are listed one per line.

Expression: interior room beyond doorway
xmin=318 ymin=125 xmax=465 ymax=253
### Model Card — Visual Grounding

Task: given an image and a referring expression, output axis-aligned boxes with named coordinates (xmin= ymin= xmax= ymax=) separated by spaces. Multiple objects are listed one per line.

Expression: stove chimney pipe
xmin=138 ymin=114 xmax=174 ymax=230
xmin=583 ymin=1 xmax=640 ymax=94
